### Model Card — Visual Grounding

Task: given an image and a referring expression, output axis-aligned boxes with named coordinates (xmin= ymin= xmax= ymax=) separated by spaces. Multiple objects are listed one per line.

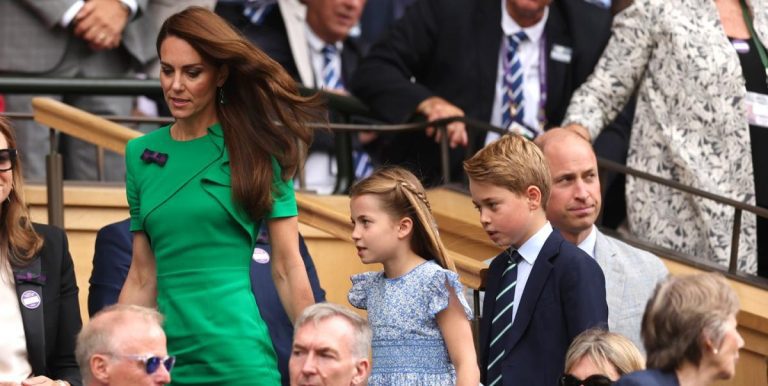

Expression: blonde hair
xmin=642 ymin=273 xmax=739 ymax=371
xmin=0 ymin=116 xmax=43 ymax=267
xmin=349 ymin=166 xmax=455 ymax=272
xmin=463 ymin=133 xmax=550 ymax=208
xmin=565 ymin=329 xmax=645 ymax=377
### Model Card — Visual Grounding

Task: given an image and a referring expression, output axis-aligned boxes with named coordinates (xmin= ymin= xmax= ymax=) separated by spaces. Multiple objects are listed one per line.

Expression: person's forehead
xmin=298 ymin=317 xmax=354 ymax=347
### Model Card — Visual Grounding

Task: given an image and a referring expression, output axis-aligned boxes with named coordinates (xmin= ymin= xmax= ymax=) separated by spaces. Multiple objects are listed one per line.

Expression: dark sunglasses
xmin=0 ymin=149 xmax=18 ymax=172
xmin=117 ymin=354 xmax=176 ymax=374
xmin=560 ymin=373 xmax=614 ymax=386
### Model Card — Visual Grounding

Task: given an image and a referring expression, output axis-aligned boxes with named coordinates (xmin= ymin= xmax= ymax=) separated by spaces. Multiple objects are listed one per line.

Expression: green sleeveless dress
xmin=126 ymin=123 xmax=295 ymax=385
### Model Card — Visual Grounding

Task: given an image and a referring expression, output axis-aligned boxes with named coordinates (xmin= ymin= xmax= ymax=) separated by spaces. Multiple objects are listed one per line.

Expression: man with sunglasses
xmin=75 ymin=304 xmax=173 ymax=386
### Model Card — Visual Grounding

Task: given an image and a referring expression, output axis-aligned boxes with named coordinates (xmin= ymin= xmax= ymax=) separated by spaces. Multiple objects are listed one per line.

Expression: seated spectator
xmin=244 ymin=0 xmax=373 ymax=193
xmin=538 ymin=129 xmax=667 ymax=350
xmin=561 ymin=329 xmax=644 ymax=386
xmin=289 ymin=303 xmax=371 ymax=386
xmin=350 ymin=0 xmax=623 ymax=186
xmin=76 ymin=304 xmax=172 ymax=386
xmin=88 ymin=220 xmax=325 ymax=386
xmin=0 ymin=116 xmax=81 ymax=386
xmin=615 ymin=273 xmax=744 ymax=386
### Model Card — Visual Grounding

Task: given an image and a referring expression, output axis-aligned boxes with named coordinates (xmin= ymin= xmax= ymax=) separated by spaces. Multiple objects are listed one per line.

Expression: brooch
xmin=141 ymin=148 xmax=168 ymax=167
xmin=14 ymin=271 xmax=47 ymax=286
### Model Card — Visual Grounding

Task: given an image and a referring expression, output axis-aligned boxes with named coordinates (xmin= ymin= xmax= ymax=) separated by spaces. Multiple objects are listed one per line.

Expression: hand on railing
xmin=416 ymin=96 xmax=469 ymax=148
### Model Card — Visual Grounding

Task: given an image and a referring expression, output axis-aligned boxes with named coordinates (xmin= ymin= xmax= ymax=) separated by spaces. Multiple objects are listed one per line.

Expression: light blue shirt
xmin=511 ymin=221 xmax=553 ymax=323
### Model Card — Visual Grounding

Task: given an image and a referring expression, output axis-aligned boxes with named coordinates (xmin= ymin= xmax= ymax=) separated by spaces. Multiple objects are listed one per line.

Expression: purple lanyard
xmin=537 ymin=34 xmax=548 ymax=131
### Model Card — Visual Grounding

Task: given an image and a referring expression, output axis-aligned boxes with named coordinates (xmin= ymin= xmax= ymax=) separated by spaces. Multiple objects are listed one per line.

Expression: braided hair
xmin=349 ymin=166 xmax=455 ymax=272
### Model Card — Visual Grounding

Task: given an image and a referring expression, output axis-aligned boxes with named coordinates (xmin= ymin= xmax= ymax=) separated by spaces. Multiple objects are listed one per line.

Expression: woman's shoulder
xmin=31 ymin=222 xmax=66 ymax=243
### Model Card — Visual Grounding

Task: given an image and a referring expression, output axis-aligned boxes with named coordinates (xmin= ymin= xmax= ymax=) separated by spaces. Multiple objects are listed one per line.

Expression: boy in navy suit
xmin=464 ymin=134 xmax=608 ymax=386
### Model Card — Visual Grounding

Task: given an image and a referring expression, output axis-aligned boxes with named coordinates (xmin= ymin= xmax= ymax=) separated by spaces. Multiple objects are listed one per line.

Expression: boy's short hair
xmin=464 ymin=133 xmax=551 ymax=208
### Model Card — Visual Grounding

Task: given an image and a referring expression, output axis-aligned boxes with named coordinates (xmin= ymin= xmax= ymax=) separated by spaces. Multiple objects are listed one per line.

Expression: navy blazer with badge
xmin=349 ymin=0 xmax=614 ymax=185
xmin=14 ymin=224 xmax=82 ymax=386
xmin=480 ymin=229 xmax=608 ymax=386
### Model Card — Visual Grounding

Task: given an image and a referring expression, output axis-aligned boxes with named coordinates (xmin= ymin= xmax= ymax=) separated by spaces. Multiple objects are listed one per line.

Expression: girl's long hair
xmin=0 ymin=116 xmax=43 ymax=267
xmin=349 ymin=166 xmax=455 ymax=271
xmin=157 ymin=7 xmax=324 ymax=220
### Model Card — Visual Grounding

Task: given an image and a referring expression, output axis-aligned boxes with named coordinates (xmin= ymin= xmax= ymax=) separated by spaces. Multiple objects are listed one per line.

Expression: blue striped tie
xmin=501 ymin=32 xmax=528 ymax=132
xmin=486 ymin=249 xmax=522 ymax=386
xmin=322 ymin=45 xmax=344 ymax=90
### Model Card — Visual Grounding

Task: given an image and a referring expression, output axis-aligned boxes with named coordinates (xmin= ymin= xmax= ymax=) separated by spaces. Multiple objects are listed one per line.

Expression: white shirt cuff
xmin=60 ymin=0 xmax=85 ymax=27
xmin=119 ymin=0 xmax=138 ymax=18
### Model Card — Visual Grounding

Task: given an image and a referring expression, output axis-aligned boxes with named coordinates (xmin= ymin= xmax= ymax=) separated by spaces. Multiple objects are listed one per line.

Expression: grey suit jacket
xmin=0 ymin=0 xmax=154 ymax=73
xmin=594 ymin=229 xmax=667 ymax=351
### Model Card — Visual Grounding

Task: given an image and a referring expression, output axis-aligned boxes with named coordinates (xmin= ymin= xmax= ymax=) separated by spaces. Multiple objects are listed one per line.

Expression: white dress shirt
xmin=305 ymin=26 xmax=345 ymax=90
xmin=511 ymin=221 xmax=553 ymax=323
xmin=577 ymin=225 xmax=598 ymax=259
xmin=0 ymin=262 xmax=32 ymax=382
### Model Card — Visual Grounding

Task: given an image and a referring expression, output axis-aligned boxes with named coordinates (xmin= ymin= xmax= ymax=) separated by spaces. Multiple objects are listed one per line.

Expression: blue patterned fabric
xmin=349 ymin=261 xmax=472 ymax=385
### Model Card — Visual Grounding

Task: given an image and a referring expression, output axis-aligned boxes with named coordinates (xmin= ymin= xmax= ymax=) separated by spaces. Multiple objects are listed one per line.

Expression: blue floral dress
xmin=348 ymin=260 xmax=473 ymax=385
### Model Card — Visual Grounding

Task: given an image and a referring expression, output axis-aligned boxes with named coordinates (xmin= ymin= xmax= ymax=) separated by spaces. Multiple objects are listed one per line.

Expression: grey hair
xmin=294 ymin=302 xmax=371 ymax=359
xmin=76 ymin=304 xmax=165 ymax=383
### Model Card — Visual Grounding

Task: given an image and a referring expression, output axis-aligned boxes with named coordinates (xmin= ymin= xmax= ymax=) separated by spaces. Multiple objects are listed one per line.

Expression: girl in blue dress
xmin=347 ymin=166 xmax=479 ymax=385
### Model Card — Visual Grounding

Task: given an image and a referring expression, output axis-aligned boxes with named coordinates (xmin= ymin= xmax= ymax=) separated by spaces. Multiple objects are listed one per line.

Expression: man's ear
xmin=90 ymin=354 xmax=112 ymax=383
xmin=397 ymin=217 xmax=414 ymax=239
xmin=351 ymin=358 xmax=371 ymax=386
xmin=525 ymin=185 xmax=542 ymax=210
xmin=217 ymin=64 xmax=230 ymax=87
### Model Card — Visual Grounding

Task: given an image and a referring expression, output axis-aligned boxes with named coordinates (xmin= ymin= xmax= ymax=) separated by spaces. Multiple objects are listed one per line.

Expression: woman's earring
xmin=218 ymin=87 xmax=226 ymax=105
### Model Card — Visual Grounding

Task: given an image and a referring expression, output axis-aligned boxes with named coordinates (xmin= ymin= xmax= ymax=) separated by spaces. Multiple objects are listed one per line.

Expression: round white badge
xmin=20 ymin=290 xmax=41 ymax=309
xmin=252 ymin=247 xmax=270 ymax=264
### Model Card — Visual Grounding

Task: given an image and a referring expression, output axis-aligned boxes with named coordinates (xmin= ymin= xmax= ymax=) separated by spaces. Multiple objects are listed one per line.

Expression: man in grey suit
xmin=0 ymin=0 xmax=155 ymax=181
xmin=538 ymin=130 xmax=667 ymax=350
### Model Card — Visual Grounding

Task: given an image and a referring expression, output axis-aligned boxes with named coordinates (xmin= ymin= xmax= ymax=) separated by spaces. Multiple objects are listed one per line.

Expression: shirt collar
xmin=305 ymin=25 xmax=344 ymax=53
xmin=577 ymin=225 xmax=598 ymax=259
xmin=516 ymin=221 xmax=553 ymax=265
xmin=501 ymin=0 xmax=548 ymax=43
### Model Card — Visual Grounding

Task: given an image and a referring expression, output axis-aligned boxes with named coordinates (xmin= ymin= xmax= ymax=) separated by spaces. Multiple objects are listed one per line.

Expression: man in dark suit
xmin=88 ymin=220 xmax=326 ymax=386
xmin=241 ymin=0 xmax=372 ymax=193
xmin=349 ymin=0 xmax=616 ymax=186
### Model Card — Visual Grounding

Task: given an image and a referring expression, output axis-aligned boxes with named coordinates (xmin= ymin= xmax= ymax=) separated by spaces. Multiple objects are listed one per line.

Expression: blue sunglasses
xmin=115 ymin=354 xmax=176 ymax=374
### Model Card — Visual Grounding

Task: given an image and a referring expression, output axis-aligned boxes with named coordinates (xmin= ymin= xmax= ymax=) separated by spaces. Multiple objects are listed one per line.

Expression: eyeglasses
xmin=560 ymin=373 xmax=614 ymax=386
xmin=0 ymin=149 xmax=17 ymax=172
xmin=112 ymin=354 xmax=176 ymax=375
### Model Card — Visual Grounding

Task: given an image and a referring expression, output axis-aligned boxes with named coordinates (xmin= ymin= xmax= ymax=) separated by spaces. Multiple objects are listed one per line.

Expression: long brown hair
xmin=0 ymin=116 xmax=43 ymax=267
xmin=157 ymin=7 xmax=323 ymax=220
xmin=349 ymin=166 xmax=455 ymax=272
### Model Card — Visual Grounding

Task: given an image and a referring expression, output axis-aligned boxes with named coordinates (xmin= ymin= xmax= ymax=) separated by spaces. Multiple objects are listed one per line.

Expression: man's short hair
xmin=464 ymin=133 xmax=551 ymax=208
xmin=76 ymin=304 xmax=164 ymax=383
xmin=294 ymin=303 xmax=371 ymax=359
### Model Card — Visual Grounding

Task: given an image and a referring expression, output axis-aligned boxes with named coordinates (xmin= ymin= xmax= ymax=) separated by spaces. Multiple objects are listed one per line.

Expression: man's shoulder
xmin=597 ymin=230 xmax=668 ymax=275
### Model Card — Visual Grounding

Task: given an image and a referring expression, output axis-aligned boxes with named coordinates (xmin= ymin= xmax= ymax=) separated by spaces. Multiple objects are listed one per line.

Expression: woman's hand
xmin=20 ymin=376 xmax=67 ymax=386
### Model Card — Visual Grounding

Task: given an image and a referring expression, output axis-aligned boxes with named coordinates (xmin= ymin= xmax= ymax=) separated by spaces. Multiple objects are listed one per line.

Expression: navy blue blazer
xmin=615 ymin=369 xmax=680 ymax=386
xmin=479 ymin=230 xmax=608 ymax=386
xmin=88 ymin=219 xmax=326 ymax=386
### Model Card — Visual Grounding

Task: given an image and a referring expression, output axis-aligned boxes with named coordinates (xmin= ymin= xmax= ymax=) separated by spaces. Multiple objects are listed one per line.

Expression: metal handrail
xmin=1 ymin=76 xmax=765 ymax=280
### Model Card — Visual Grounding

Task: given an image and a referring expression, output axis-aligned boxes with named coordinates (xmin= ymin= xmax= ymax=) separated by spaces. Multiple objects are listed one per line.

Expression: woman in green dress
xmin=118 ymin=7 xmax=323 ymax=385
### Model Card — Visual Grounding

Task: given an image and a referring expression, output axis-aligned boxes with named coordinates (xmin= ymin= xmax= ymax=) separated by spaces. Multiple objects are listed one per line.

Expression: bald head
xmin=539 ymin=130 xmax=602 ymax=245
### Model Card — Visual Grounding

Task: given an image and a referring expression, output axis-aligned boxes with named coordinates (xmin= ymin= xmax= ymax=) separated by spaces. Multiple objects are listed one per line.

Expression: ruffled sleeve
xmin=348 ymin=271 xmax=379 ymax=310
xmin=427 ymin=268 xmax=473 ymax=320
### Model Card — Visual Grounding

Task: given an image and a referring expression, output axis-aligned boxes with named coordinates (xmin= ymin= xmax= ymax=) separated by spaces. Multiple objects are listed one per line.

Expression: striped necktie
xmin=486 ymin=249 xmax=522 ymax=386
xmin=501 ymin=31 xmax=528 ymax=132
xmin=321 ymin=45 xmax=344 ymax=90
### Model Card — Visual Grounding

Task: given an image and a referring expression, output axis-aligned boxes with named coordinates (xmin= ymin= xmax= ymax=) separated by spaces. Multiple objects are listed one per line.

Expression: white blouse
xmin=0 ymin=260 xmax=33 ymax=382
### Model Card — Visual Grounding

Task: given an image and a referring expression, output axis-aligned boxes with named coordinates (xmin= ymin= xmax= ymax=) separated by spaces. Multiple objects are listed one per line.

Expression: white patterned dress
xmin=348 ymin=260 xmax=472 ymax=385
xmin=564 ymin=0 xmax=768 ymax=273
